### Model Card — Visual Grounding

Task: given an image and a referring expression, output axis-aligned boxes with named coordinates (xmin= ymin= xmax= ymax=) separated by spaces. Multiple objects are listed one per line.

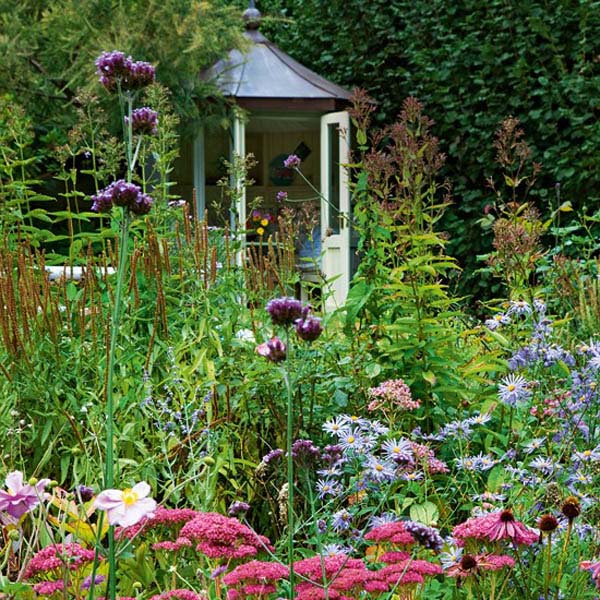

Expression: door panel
xmin=320 ymin=111 xmax=351 ymax=310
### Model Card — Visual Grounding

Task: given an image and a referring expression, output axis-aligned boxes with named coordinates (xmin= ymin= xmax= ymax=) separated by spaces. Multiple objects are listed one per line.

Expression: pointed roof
xmin=202 ymin=7 xmax=352 ymax=112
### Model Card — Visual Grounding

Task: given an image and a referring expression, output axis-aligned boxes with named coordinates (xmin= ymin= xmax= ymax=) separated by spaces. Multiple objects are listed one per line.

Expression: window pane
xmin=328 ymin=123 xmax=340 ymax=234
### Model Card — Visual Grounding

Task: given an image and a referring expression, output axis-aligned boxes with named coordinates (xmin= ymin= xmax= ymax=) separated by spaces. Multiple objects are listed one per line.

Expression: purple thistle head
xmin=95 ymin=51 xmax=155 ymax=92
xmin=276 ymin=190 xmax=288 ymax=202
xmin=283 ymin=154 xmax=301 ymax=169
xmin=125 ymin=107 xmax=158 ymax=135
xmin=266 ymin=297 xmax=307 ymax=327
xmin=295 ymin=315 xmax=323 ymax=342
xmin=256 ymin=337 xmax=287 ymax=362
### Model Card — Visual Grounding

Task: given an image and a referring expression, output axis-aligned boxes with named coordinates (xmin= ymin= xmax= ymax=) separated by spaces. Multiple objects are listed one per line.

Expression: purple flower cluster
xmin=91 ymin=180 xmax=153 ymax=216
xmin=256 ymin=337 xmax=287 ymax=363
xmin=95 ymin=51 xmax=155 ymax=92
xmin=125 ymin=107 xmax=158 ymax=135
xmin=266 ymin=297 xmax=307 ymax=326
xmin=294 ymin=315 xmax=323 ymax=341
xmin=403 ymin=520 xmax=444 ymax=551
xmin=283 ymin=154 xmax=301 ymax=169
xmin=276 ymin=191 xmax=288 ymax=203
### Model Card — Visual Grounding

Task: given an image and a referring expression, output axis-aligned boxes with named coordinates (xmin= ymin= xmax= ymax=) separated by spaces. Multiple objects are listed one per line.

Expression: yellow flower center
xmin=393 ymin=446 xmax=400 ymax=454
xmin=122 ymin=488 xmax=139 ymax=506
xmin=256 ymin=227 xmax=265 ymax=236
xmin=347 ymin=436 xmax=355 ymax=444
xmin=375 ymin=464 xmax=383 ymax=471
xmin=507 ymin=384 xmax=516 ymax=392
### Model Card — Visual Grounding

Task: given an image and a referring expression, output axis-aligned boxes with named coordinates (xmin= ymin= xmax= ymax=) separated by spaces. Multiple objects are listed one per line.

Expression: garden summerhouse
xmin=172 ymin=2 xmax=354 ymax=309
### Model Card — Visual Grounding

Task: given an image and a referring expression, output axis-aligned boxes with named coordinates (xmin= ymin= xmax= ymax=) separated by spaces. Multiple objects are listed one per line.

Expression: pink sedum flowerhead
xmin=0 ymin=471 xmax=50 ymax=518
xmin=94 ymin=481 xmax=156 ymax=527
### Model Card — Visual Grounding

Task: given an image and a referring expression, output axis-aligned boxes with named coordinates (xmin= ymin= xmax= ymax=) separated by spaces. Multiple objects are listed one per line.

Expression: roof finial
xmin=243 ymin=0 xmax=261 ymax=30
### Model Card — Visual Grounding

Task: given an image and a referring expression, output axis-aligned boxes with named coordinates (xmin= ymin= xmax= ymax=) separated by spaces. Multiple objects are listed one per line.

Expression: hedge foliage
xmin=260 ymin=0 xmax=600 ymax=298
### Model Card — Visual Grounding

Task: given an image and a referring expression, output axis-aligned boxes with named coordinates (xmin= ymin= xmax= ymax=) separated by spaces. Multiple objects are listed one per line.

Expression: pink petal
xmin=131 ymin=481 xmax=151 ymax=499
xmin=5 ymin=471 xmax=24 ymax=493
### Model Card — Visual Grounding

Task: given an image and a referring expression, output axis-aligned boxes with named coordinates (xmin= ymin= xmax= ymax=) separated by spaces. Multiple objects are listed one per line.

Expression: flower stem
xmin=283 ymin=359 xmax=295 ymax=599
xmin=104 ymin=210 xmax=131 ymax=599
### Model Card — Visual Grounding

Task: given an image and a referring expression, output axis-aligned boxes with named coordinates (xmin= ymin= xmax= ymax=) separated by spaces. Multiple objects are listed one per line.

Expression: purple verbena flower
xmin=228 ymin=501 xmax=250 ymax=517
xmin=125 ymin=107 xmax=158 ymax=135
xmin=265 ymin=297 xmax=307 ymax=327
xmin=404 ymin=521 xmax=444 ymax=551
xmin=256 ymin=337 xmax=287 ymax=362
xmin=276 ymin=191 xmax=288 ymax=202
xmin=294 ymin=315 xmax=323 ymax=342
xmin=283 ymin=154 xmax=301 ymax=169
xmin=91 ymin=180 xmax=153 ymax=216
xmin=95 ymin=51 xmax=155 ymax=92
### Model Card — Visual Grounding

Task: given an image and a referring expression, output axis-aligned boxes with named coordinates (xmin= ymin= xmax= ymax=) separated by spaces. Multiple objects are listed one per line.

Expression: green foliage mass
xmin=259 ymin=0 xmax=600 ymax=299
xmin=0 ymin=0 xmax=244 ymax=132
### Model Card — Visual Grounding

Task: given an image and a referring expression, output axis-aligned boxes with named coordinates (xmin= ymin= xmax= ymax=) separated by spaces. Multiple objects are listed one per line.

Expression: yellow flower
xmin=260 ymin=218 xmax=269 ymax=226
xmin=256 ymin=227 xmax=265 ymax=236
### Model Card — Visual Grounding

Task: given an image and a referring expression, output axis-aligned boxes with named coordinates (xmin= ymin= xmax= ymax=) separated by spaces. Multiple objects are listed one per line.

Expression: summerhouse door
xmin=320 ymin=111 xmax=351 ymax=310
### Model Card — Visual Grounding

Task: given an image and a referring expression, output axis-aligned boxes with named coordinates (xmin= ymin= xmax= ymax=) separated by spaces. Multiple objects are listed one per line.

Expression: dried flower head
xmin=538 ymin=514 xmax=559 ymax=533
xmin=562 ymin=496 xmax=581 ymax=521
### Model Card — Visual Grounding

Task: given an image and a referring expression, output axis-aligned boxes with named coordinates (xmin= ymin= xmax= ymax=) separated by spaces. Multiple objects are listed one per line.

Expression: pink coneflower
xmin=447 ymin=553 xmax=515 ymax=578
xmin=581 ymin=560 xmax=600 ymax=588
xmin=452 ymin=510 xmax=538 ymax=546
xmin=483 ymin=510 xmax=539 ymax=545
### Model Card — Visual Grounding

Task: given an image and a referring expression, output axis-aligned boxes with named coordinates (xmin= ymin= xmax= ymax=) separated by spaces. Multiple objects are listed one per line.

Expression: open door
xmin=320 ymin=111 xmax=351 ymax=310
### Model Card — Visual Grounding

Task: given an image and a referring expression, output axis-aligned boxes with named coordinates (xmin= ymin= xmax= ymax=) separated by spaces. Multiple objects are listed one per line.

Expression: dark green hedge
xmin=258 ymin=0 xmax=600 ymax=298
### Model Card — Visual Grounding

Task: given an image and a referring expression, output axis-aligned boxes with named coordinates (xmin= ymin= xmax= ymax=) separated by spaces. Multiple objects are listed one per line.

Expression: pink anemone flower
xmin=0 ymin=471 xmax=50 ymax=518
xmin=94 ymin=481 xmax=156 ymax=527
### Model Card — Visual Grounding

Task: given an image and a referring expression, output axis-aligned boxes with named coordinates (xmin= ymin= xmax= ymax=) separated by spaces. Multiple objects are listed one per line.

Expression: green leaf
xmin=409 ymin=500 xmax=439 ymax=526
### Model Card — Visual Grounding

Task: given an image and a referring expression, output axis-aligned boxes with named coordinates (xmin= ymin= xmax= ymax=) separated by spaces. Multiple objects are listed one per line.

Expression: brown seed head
xmin=538 ymin=514 xmax=559 ymax=532
xmin=561 ymin=496 xmax=581 ymax=521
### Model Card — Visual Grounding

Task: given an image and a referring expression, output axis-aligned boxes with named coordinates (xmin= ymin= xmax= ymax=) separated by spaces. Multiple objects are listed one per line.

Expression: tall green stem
xmin=104 ymin=211 xmax=130 ymax=599
xmin=283 ymin=365 xmax=295 ymax=599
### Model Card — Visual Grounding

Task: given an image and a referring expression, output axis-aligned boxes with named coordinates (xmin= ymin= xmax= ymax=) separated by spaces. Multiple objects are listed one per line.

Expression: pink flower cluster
xmin=364 ymin=521 xmax=416 ymax=546
xmin=177 ymin=512 xmax=272 ymax=560
xmin=118 ymin=506 xmax=199 ymax=540
xmin=452 ymin=510 xmax=538 ymax=547
xmin=223 ymin=560 xmax=288 ymax=599
xmin=368 ymin=379 xmax=420 ymax=412
xmin=23 ymin=543 xmax=99 ymax=579
xmin=148 ymin=590 xmax=205 ymax=600
xmin=410 ymin=441 xmax=449 ymax=474
xmin=293 ymin=553 xmax=440 ymax=597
